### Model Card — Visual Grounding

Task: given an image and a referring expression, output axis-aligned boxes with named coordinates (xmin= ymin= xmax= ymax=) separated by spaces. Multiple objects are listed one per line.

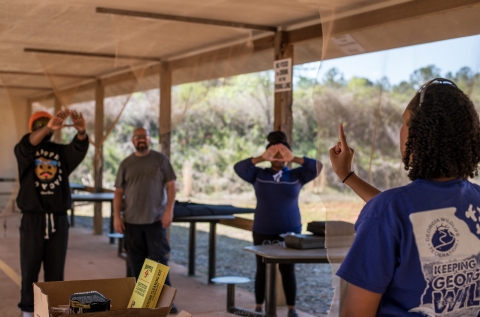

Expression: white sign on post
xmin=274 ymin=58 xmax=292 ymax=92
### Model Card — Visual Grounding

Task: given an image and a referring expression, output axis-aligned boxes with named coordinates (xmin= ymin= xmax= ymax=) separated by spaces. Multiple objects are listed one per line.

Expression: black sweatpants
xmin=124 ymin=221 xmax=171 ymax=286
xmin=252 ymin=232 xmax=296 ymax=306
xmin=18 ymin=213 xmax=69 ymax=312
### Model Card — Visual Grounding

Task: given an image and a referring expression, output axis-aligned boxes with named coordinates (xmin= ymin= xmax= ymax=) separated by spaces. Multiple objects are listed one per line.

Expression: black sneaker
xmin=288 ymin=308 xmax=298 ymax=317
xmin=169 ymin=303 xmax=178 ymax=314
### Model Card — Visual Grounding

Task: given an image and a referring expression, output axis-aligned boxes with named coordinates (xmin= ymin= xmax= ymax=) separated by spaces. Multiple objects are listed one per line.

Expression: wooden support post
xmin=273 ymin=32 xmax=294 ymax=307
xmin=26 ymin=100 xmax=32 ymax=130
xmin=273 ymin=31 xmax=294 ymax=148
xmin=159 ymin=62 xmax=172 ymax=158
xmin=159 ymin=62 xmax=172 ymax=249
xmin=93 ymin=79 xmax=104 ymax=235
xmin=53 ymin=97 xmax=62 ymax=143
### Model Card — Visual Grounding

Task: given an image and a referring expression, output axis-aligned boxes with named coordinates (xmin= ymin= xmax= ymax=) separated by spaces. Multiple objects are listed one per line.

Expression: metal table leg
xmin=109 ymin=202 xmax=114 ymax=244
xmin=208 ymin=221 xmax=217 ymax=283
xmin=188 ymin=222 xmax=196 ymax=276
xmin=227 ymin=283 xmax=235 ymax=310
xmin=265 ymin=262 xmax=277 ymax=317
xmin=70 ymin=203 xmax=75 ymax=227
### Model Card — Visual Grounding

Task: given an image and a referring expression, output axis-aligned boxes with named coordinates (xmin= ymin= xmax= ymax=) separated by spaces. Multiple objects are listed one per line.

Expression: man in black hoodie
xmin=15 ymin=109 xmax=89 ymax=317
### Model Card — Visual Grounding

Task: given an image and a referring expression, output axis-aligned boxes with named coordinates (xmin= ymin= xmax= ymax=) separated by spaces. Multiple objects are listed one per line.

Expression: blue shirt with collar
xmin=234 ymin=157 xmax=321 ymax=234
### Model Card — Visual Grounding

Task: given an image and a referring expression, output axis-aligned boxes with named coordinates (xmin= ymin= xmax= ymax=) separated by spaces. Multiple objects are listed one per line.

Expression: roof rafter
xmin=96 ymin=7 xmax=278 ymax=32
xmin=0 ymin=85 xmax=51 ymax=91
xmin=0 ymin=70 xmax=94 ymax=79
xmin=24 ymin=48 xmax=161 ymax=62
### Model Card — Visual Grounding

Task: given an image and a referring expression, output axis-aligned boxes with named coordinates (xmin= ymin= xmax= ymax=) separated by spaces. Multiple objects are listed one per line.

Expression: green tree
xmin=409 ymin=65 xmax=441 ymax=88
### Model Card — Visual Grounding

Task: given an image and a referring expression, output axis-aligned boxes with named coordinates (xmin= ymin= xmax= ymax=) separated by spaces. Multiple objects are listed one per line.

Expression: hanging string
xmin=367 ymin=55 xmax=388 ymax=184
xmin=465 ymin=49 xmax=480 ymax=97
xmin=367 ymin=85 xmax=384 ymax=183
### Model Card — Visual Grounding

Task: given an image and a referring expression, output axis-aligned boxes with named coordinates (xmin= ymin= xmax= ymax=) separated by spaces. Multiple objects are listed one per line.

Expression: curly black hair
xmin=266 ymin=130 xmax=291 ymax=150
xmin=403 ymin=83 xmax=480 ymax=180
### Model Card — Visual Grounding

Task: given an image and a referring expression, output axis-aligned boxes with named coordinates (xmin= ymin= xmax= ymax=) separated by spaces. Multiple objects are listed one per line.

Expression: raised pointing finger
xmin=339 ymin=123 xmax=349 ymax=148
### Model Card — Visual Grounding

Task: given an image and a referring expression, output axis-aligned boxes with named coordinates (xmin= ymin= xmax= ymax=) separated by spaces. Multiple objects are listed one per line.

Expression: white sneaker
xmin=23 ymin=312 xmax=33 ymax=317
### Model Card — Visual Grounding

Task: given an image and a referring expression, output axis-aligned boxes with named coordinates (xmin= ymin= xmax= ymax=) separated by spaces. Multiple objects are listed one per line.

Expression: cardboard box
xmin=128 ymin=258 xmax=170 ymax=308
xmin=34 ymin=277 xmax=180 ymax=317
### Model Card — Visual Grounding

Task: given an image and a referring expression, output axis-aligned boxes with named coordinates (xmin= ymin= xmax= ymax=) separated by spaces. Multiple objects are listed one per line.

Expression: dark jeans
xmin=124 ymin=221 xmax=171 ymax=286
xmin=252 ymin=232 xmax=296 ymax=306
xmin=19 ymin=213 xmax=69 ymax=312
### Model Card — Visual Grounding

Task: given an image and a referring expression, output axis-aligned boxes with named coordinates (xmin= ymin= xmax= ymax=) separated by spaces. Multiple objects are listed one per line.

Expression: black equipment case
xmin=306 ymin=221 xmax=326 ymax=236
xmin=284 ymin=234 xmax=325 ymax=250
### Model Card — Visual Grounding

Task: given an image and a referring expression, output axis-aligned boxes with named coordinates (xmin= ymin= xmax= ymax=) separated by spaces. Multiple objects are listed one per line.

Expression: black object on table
xmin=244 ymin=244 xmax=348 ymax=317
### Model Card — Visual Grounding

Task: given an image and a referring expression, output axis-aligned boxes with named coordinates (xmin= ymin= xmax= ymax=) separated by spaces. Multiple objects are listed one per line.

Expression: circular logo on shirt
xmin=431 ymin=225 xmax=456 ymax=252
xmin=425 ymin=218 xmax=459 ymax=257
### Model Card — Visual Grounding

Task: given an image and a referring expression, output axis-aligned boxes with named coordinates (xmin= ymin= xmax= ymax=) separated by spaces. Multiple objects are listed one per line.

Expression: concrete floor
xmin=0 ymin=213 xmax=316 ymax=317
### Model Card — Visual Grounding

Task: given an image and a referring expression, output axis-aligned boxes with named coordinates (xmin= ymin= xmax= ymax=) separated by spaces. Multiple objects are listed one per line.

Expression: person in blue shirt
xmin=329 ymin=78 xmax=480 ymax=317
xmin=234 ymin=131 xmax=321 ymax=317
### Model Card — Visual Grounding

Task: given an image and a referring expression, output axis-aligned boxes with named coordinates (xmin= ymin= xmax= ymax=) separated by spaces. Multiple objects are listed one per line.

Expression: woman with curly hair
xmin=329 ymin=78 xmax=480 ymax=317
xmin=234 ymin=131 xmax=321 ymax=317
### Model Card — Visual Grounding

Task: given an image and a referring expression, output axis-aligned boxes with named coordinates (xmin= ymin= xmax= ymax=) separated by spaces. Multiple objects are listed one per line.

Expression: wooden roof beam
xmin=168 ymin=35 xmax=275 ymax=70
xmin=322 ymin=0 xmax=480 ymax=36
xmin=24 ymin=48 xmax=161 ymax=62
xmin=100 ymin=63 xmax=161 ymax=87
xmin=285 ymin=24 xmax=323 ymax=44
xmin=96 ymin=7 xmax=277 ymax=32
xmin=0 ymin=85 xmax=51 ymax=91
xmin=26 ymin=63 xmax=160 ymax=102
xmin=0 ymin=70 xmax=95 ymax=79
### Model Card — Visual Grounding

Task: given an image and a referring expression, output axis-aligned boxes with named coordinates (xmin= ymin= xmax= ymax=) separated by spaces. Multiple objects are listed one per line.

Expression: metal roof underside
xmin=0 ymin=0 xmax=479 ymax=104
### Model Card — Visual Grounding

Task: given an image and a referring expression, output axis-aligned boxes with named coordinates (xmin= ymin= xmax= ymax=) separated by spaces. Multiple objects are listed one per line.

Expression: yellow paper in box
xmin=128 ymin=258 xmax=170 ymax=308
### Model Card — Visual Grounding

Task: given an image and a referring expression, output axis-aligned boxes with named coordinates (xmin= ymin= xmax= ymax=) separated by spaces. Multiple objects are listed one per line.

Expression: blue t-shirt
xmin=234 ymin=157 xmax=321 ymax=235
xmin=337 ymin=178 xmax=480 ymax=316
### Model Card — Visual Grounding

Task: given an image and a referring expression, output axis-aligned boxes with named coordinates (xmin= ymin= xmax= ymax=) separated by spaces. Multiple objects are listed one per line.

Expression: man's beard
xmin=135 ymin=142 xmax=149 ymax=152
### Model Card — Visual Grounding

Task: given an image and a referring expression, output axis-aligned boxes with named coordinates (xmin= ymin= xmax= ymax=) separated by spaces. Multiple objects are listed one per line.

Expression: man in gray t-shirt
xmin=113 ymin=127 xmax=176 ymax=290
